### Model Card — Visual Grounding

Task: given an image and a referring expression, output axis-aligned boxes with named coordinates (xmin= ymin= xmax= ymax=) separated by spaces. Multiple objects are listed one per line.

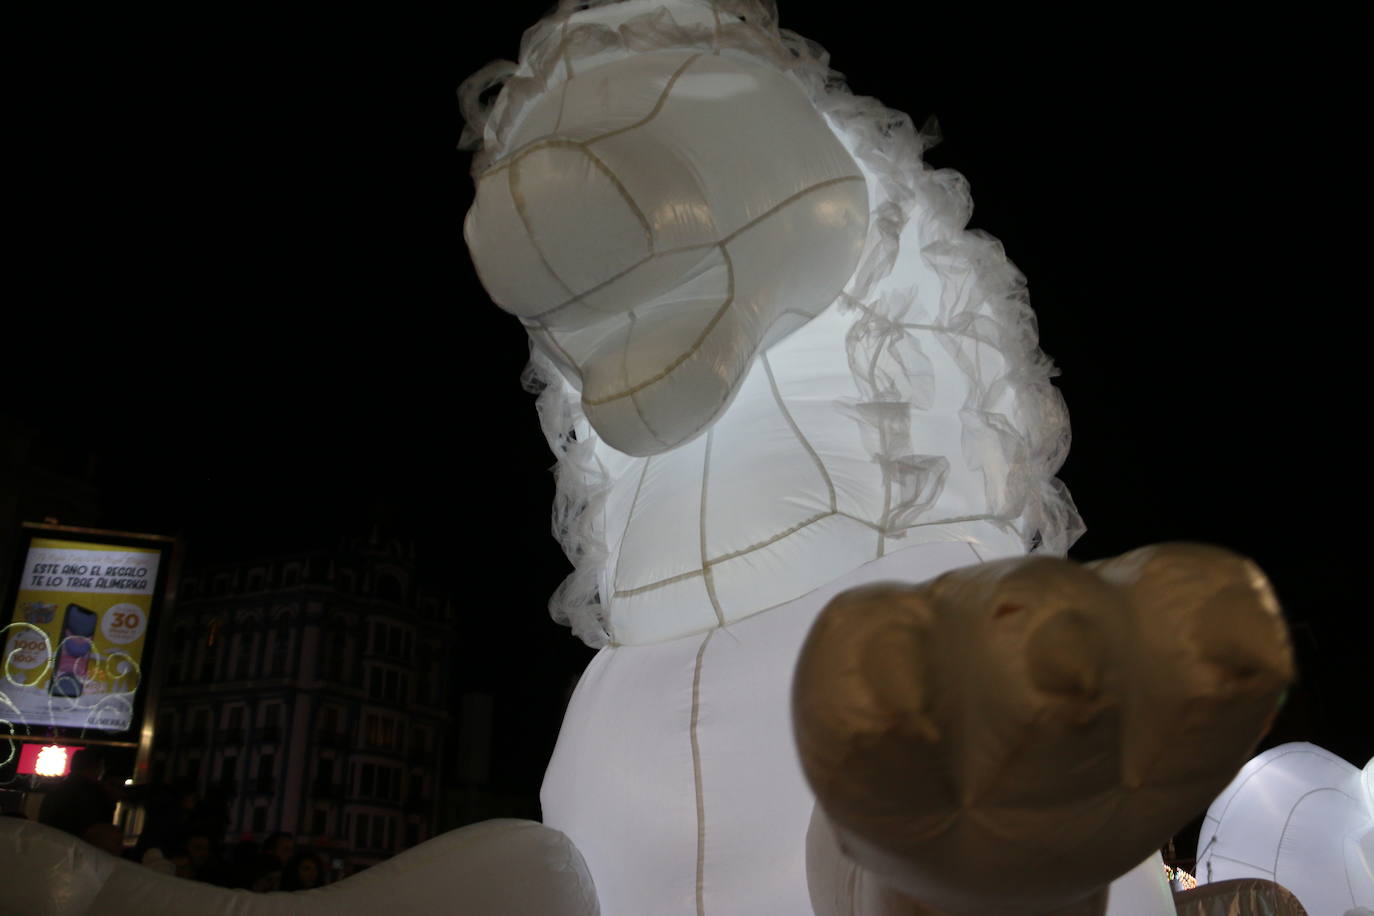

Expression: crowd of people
xmin=27 ymin=747 xmax=331 ymax=892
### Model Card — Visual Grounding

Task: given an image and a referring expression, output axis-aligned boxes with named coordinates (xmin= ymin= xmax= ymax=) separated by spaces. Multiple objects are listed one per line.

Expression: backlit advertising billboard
xmin=2 ymin=524 xmax=176 ymax=743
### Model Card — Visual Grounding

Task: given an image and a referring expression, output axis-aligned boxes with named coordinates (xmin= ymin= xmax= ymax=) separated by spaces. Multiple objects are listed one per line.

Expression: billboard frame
xmin=2 ymin=521 xmax=182 ymax=783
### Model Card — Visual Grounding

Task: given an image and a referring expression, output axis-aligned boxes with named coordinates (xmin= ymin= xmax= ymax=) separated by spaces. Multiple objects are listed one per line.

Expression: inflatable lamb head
xmin=463 ymin=1 xmax=868 ymax=458
xmin=462 ymin=2 xmax=1297 ymax=915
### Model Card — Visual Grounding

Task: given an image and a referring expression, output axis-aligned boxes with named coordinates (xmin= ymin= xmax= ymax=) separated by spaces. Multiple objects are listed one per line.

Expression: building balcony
xmin=354 ymin=791 xmax=401 ymax=807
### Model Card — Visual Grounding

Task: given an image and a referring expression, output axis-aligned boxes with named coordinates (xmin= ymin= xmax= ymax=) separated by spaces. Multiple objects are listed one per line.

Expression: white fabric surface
xmin=1197 ymin=743 xmax=1373 ymax=916
xmin=0 ymin=817 xmax=599 ymax=916
xmin=543 ymin=538 xmax=996 ymax=916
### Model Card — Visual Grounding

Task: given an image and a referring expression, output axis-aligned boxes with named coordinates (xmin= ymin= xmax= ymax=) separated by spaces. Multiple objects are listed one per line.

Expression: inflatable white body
xmin=0 ymin=2 xmax=1298 ymax=913
xmin=461 ymin=2 xmax=1295 ymax=914
xmin=1196 ymin=743 xmax=1374 ymax=916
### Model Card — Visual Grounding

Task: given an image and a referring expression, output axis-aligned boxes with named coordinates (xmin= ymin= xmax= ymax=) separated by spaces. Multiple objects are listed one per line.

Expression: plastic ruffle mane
xmin=461 ymin=0 xmax=1084 ymax=646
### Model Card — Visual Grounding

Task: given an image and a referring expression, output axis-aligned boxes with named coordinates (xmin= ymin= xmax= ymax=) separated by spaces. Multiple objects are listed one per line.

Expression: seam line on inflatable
xmin=706 ymin=511 xmax=836 ymax=567
xmin=503 ymin=137 xmax=656 ymax=264
xmin=1208 ymin=851 xmax=1274 ymax=876
xmin=477 ymin=52 xmax=697 ymax=179
xmin=507 ymin=162 xmax=577 ymax=300
xmin=699 ymin=427 xmax=726 ymax=626
xmin=611 ymin=513 xmax=1006 ymax=598
xmin=582 ymin=169 xmax=862 ymax=405
xmin=611 ymin=457 xmax=653 ymax=599
xmin=622 ymin=312 xmax=673 ymax=448
xmin=1212 ymin=748 xmax=1330 ymax=826
xmin=762 ymin=351 xmax=836 ymax=512
xmin=529 ymin=172 xmax=859 ymax=326
xmin=579 ymin=145 xmax=656 ymax=251
xmin=1277 ymin=786 xmax=1364 ymax=906
xmin=531 ymin=243 xmax=717 ymax=321
xmin=551 ymin=28 xmax=570 ymax=133
xmin=690 ymin=627 xmax=715 ymax=916
xmin=534 ymin=326 xmax=583 ymax=380
xmin=583 ymin=246 xmax=737 ymax=406
xmin=586 ymin=53 xmax=701 ymax=149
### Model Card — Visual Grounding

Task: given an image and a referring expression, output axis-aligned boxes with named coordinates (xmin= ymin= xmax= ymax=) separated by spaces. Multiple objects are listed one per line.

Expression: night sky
xmin=10 ymin=2 xmax=1365 ymax=798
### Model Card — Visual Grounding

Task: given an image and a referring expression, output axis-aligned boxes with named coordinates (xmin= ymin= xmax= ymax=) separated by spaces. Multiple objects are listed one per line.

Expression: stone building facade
xmin=151 ymin=532 xmax=456 ymax=869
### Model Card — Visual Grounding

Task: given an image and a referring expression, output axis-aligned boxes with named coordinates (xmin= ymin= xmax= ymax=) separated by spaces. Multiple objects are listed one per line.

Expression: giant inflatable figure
xmin=1195 ymin=743 xmax=1374 ymax=916
xmin=0 ymin=2 xmax=1298 ymax=914
xmin=460 ymin=2 xmax=1293 ymax=914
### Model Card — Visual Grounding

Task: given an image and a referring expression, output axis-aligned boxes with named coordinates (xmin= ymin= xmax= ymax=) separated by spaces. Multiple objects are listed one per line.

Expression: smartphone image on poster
xmin=50 ymin=603 xmax=98 ymax=697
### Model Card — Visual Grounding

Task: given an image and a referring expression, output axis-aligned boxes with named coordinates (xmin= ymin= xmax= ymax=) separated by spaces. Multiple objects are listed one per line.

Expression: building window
xmin=377 ymin=574 xmax=403 ymax=605
xmin=253 ymin=806 xmax=267 ymax=833
xmin=218 ymin=753 xmax=238 ymax=792
xmin=315 ymin=756 xmax=334 ymax=793
xmin=312 ymin=809 xmax=327 ymax=837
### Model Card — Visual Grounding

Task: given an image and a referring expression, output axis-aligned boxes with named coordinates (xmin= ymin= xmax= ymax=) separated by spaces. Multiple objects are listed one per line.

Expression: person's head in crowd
xmin=185 ymin=831 xmax=215 ymax=871
xmin=69 ymin=748 xmax=104 ymax=781
xmin=83 ymin=821 xmax=124 ymax=856
xmin=174 ymin=779 xmax=198 ymax=812
xmin=264 ymin=831 xmax=295 ymax=867
xmin=280 ymin=850 xmax=325 ymax=891
xmin=228 ymin=838 xmax=264 ymax=889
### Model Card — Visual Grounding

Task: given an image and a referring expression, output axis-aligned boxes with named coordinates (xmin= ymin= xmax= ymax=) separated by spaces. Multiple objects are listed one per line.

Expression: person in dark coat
xmin=37 ymin=748 xmax=114 ymax=839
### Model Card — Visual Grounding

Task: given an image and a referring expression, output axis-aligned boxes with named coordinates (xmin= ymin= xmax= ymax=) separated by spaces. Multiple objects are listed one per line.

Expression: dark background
xmin=8 ymin=2 xmax=1365 ymax=824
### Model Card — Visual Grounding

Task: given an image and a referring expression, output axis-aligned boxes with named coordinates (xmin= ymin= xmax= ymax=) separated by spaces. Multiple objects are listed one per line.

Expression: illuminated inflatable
xmin=0 ymin=2 xmax=1299 ymax=914
xmin=461 ymin=2 xmax=1294 ymax=914
xmin=1196 ymin=743 xmax=1374 ymax=916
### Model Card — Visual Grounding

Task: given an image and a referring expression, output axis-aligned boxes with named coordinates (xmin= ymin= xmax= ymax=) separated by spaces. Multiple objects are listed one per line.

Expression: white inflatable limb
xmin=1196 ymin=742 xmax=1374 ymax=916
xmin=0 ymin=817 xmax=598 ymax=916
xmin=794 ymin=544 xmax=1293 ymax=916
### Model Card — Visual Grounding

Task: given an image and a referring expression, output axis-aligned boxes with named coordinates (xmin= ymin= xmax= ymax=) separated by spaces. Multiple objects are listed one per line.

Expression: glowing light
xmin=34 ymin=744 xmax=68 ymax=777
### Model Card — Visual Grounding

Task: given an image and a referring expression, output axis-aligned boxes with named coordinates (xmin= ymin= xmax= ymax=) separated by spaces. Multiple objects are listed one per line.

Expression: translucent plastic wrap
xmin=461 ymin=0 xmax=1082 ymax=647
xmin=1196 ymin=743 xmax=1374 ymax=916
